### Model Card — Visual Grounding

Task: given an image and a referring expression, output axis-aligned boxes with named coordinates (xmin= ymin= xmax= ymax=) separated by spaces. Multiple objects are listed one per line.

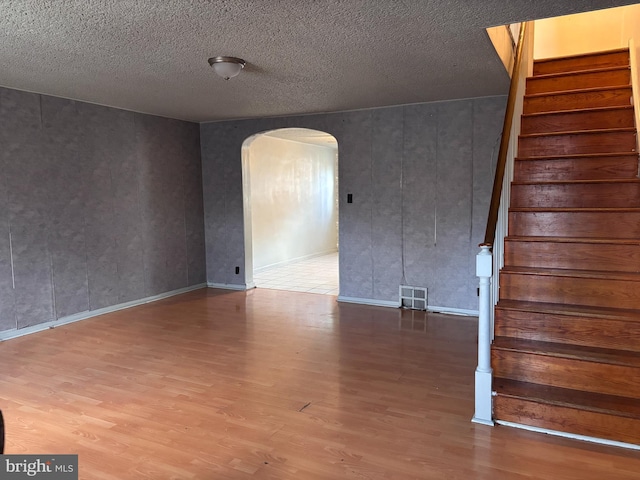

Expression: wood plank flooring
xmin=0 ymin=288 xmax=638 ymax=479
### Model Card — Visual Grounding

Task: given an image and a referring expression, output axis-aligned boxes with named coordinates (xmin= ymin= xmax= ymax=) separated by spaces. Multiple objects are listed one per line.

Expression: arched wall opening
xmin=242 ymin=128 xmax=339 ymax=294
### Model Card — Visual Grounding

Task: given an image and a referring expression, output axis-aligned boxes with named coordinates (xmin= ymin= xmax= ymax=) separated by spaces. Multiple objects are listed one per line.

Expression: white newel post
xmin=472 ymin=244 xmax=494 ymax=425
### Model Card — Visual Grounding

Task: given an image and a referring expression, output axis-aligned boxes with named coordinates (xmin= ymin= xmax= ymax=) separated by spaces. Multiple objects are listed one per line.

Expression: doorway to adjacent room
xmin=241 ymin=128 xmax=339 ymax=295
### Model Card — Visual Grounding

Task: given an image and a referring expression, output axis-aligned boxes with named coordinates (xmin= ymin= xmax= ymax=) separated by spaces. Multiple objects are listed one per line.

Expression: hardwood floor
xmin=0 ymin=288 xmax=638 ymax=479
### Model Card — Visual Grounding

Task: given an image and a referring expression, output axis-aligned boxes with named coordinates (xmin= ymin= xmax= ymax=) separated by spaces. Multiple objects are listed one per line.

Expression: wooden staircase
xmin=492 ymin=48 xmax=640 ymax=446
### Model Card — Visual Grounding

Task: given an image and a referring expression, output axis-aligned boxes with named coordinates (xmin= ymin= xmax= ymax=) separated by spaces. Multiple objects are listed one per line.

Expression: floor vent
xmin=399 ymin=285 xmax=427 ymax=310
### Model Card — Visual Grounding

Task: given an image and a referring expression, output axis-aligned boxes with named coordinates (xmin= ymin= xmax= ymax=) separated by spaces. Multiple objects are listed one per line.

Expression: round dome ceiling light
xmin=208 ymin=56 xmax=246 ymax=80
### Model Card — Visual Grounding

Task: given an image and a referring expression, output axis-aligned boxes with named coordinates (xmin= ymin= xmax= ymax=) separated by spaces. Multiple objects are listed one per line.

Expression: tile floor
xmin=253 ymin=252 xmax=339 ymax=295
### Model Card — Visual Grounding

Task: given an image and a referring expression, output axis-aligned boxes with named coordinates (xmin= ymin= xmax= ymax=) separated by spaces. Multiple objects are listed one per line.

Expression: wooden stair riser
xmin=508 ymin=210 xmax=640 ymax=238
xmin=510 ymin=182 xmax=640 ymax=208
xmin=533 ymin=50 xmax=630 ymax=76
xmin=526 ymin=68 xmax=630 ymax=95
xmin=504 ymin=238 xmax=640 ymax=272
xmin=523 ymin=87 xmax=632 ymax=114
xmin=521 ymin=107 xmax=634 ymax=135
xmin=500 ymin=271 xmax=640 ymax=310
xmin=518 ymin=131 xmax=636 ymax=157
xmin=513 ymin=155 xmax=640 ymax=182
xmin=492 ymin=349 xmax=640 ymax=397
xmin=494 ymin=308 xmax=640 ymax=351
xmin=493 ymin=395 xmax=640 ymax=445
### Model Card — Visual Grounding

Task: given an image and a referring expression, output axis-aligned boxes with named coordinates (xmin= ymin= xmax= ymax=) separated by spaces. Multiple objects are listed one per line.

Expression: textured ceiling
xmin=1 ymin=0 xmax=637 ymax=123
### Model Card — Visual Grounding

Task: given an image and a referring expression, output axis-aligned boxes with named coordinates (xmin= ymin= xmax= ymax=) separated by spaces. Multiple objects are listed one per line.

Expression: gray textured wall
xmin=200 ymin=96 xmax=506 ymax=311
xmin=0 ymin=87 xmax=206 ymax=333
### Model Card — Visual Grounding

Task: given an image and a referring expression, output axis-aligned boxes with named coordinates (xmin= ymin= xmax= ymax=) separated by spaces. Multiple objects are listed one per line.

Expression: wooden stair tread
xmin=509 ymin=206 xmax=640 ymax=212
xmin=505 ymin=235 xmax=640 ymax=245
xmin=501 ymin=266 xmax=640 ymax=281
xmin=494 ymin=305 xmax=640 ymax=352
xmin=523 ymin=89 xmax=633 ymax=115
xmin=535 ymin=47 xmax=629 ymax=63
xmin=514 ymin=157 xmax=640 ymax=182
xmin=492 ymin=337 xmax=640 ymax=367
xmin=530 ymin=65 xmax=630 ymax=81
xmin=533 ymin=49 xmax=630 ymax=77
xmin=493 ymin=378 xmax=640 ymax=419
xmin=521 ymin=105 xmax=634 ymax=119
xmin=534 ymin=47 xmax=629 ymax=64
xmin=495 ymin=299 xmax=640 ymax=323
xmin=519 ymin=127 xmax=636 ymax=139
xmin=525 ymin=85 xmax=631 ymax=99
xmin=511 ymin=179 xmax=640 ymax=186
xmin=515 ymin=152 xmax=638 ymax=161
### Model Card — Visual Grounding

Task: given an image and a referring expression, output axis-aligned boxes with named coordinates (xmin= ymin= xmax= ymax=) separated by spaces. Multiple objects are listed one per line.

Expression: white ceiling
xmin=0 ymin=1 xmax=636 ymax=123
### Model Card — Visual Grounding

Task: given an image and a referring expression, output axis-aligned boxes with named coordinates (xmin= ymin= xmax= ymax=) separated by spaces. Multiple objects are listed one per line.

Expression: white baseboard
xmin=336 ymin=296 xmax=479 ymax=316
xmin=496 ymin=420 xmax=640 ymax=451
xmin=337 ymin=296 xmax=401 ymax=308
xmin=207 ymin=282 xmax=252 ymax=291
xmin=0 ymin=283 xmax=207 ymax=342
xmin=427 ymin=305 xmax=479 ymax=316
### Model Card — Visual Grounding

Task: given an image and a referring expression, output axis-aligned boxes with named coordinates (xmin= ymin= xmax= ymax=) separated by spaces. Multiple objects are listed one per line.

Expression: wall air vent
xmin=399 ymin=285 xmax=427 ymax=311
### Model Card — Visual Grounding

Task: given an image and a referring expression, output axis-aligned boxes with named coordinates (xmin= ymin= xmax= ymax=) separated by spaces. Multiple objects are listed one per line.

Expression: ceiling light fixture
xmin=208 ymin=56 xmax=246 ymax=80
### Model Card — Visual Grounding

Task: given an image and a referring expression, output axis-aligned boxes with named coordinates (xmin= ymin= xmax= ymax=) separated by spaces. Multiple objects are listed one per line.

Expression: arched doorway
xmin=242 ymin=128 xmax=339 ymax=295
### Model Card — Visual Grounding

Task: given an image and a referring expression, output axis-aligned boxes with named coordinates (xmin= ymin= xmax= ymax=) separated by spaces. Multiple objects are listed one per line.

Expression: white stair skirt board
xmin=207 ymin=282 xmax=254 ymax=291
xmin=496 ymin=420 xmax=640 ymax=451
xmin=0 ymin=283 xmax=207 ymax=342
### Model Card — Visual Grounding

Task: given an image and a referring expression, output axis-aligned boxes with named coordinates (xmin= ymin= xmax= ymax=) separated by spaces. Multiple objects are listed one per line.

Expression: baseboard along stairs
xmin=492 ymin=48 xmax=640 ymax=446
